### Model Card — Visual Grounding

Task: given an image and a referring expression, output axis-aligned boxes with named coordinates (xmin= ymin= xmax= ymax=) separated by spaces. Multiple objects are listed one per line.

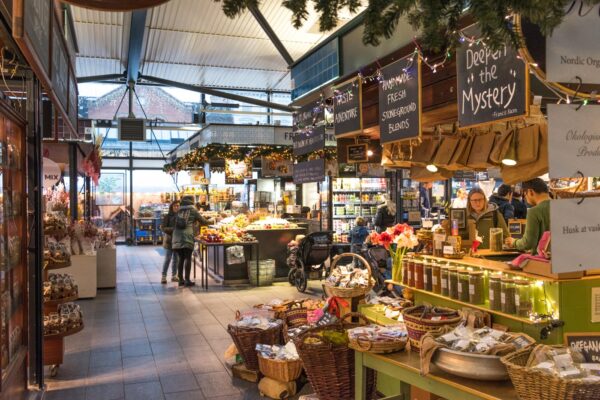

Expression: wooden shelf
xmin=43 ymin=323 xmax=84 ymax=339
xmin=44 ymin=261 xmax=72 ymax=271
xmin=44 ymin=294 xmax=79 ymax=308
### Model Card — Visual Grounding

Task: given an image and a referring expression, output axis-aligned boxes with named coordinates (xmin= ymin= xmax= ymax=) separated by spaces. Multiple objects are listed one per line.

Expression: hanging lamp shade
xmin=62 ymin=0 xmax=170 ymax=11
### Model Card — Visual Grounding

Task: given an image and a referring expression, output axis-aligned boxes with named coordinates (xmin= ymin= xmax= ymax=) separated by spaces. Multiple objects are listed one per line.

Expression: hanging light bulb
xmin=502 ymin=133 xmax=518 ymax=166
xmin=426 ymin=164 xmax=438 ymax=172
xmin=367 ymin=150 xmax=374 ymax=157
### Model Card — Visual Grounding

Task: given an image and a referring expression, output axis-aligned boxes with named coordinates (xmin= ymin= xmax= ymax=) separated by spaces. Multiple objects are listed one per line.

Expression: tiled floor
xmin=45 ymin=245 xmax=323 ymax=400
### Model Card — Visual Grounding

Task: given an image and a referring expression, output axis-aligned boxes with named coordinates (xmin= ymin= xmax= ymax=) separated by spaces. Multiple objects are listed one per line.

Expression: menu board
xmin=293 ymin=103 xmax=322 ymax=131
xmin=13 ymin=0 xmax=51 ymax=80
xmin=293 ymin=125 xmax=325 ymax=157
xmin=68 ymin=69 xmax=78 ymax=136
xmin=379 ymin=55 xmax=421 ymax=144
xmin=52 ymin=16 xmax=69 ymax=114
xmin=456 ymin=28 xmax=528 ymax=128
xmin=333 ymin=77 xmax=362 ymax=137
xmin=564 ymin=333 xmax=600 ymax=362
xmin=293 ymin=159 xmax=325 ymax=184
xmin=347 ymin=143 xmax=368 ymax=163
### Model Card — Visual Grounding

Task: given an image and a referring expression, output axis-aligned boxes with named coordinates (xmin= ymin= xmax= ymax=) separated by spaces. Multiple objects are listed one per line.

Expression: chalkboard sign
xmin=456 ymin=28 xmax=529 ymax=128
xmin=379 ymin=55 xmax=421 ymax=144
xmin=508 ymin=219 xmax=526 ymax=237
xmin=52 ymin=15 xmax=69 ymax=115
xmin=333 ymin=77 xmax=362 ymax=137
xmin=293 ymin=159 xmax=325 ymax=184
xmin=293 ymin=103 xmax=322 ymax=131
xmin=347 ymin=143 xmax=368 ymax=163
xmin=293 ymin=125 xmax=325 ymax=157
xmin=13 ymin=0 xmax=52 ymax=82
xmin=564 ymin=333 xmax=600 ymax=362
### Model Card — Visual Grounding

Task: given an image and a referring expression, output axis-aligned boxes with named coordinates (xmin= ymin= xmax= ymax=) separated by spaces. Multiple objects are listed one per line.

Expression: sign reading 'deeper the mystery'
xmin=293 ymin=159 xmax=325 ymax=184
xmin=548 ymin=104 xmax=600 ymax=178
xmin=457 ymin=32 xmax=528 ymax=128
xmin=293 ymin=125 xmax=325 ymax=157
xmin=547 ymin=2 xmax=600 ymax=84
xmin=550 ymin=197 xmax=600 ymax=273
xmin=379 ymin=55 xmax=421 ymax=144
xmin=333 ymin=77 xmax=362 ymax=137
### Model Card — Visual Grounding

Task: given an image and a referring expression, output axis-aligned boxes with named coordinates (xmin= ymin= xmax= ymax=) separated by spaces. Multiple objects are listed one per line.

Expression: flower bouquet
xmin=369 ymin=224 xmax=418 ymax=283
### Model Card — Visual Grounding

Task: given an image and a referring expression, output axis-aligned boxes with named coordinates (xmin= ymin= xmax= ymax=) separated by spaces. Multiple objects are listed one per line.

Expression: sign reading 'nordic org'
xmin=333 ymin=77 xmax=362 ymax=137
xmin=379 ymin=55 xmax=421 ymax=144
xmin=293 ymin=125 xmax=326 ymax=157
xmin=457 ymin=33 xmax=528 ymax=128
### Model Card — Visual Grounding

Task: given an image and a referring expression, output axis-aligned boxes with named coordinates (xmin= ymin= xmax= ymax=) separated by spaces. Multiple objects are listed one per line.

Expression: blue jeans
xmin=162 ymin=248 xmax=178 ymax=277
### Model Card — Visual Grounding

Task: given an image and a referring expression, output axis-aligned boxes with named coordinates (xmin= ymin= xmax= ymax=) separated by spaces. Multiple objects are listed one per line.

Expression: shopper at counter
xmin=419 ymin=182 xmax=432 ymax=217
xmin=173 ymin=195 xmax=212 ymax=287
xmin=467 ymin=188 xmax=509 ymax=249
xmin=374 ymin=197 xmax=396 ymax=233
xmin=160 ymin=200 xmax=180 ymax=284
xmin=505 ymin=178 xmax=550 ymax=255
xmin=489 ymin=184 xmax=515 ymax=221
xmin=511 ymin=187 xmax=528 ymax=219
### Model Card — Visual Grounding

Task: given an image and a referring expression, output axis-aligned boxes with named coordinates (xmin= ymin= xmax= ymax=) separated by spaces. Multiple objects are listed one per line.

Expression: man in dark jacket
xmin=489 ymin=184 xmax=515 ymax=221
xmin=160 ymin=200 xmax=180 ymax=284
xmin=511 ymin=188 xmax=528 ymax=219
xmin=173 ymin=196 xmax=212 ymax=287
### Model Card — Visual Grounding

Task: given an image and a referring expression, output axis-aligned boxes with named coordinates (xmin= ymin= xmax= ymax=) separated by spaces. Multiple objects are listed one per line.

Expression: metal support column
xmin=85 ymin=176 xmax=91 ymax=220
xmin=69 ymin=142 xmax=78 ymax=221
xmin=129 ymin=141 xmax=134 ymax=244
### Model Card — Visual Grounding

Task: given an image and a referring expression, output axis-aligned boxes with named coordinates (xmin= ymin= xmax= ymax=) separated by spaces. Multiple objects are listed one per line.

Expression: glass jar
xmin=457 ymin=268 xmax=470 ymax=302
xmin=432 ymin=263 xmax=442 ymax=294
xmin=408 ymin=258 xmax=416 ymax=287
xmin=501 ymin=277 xmax=517 ymax=314
xmin=402 ymin=256 xmax=410 ymax=286
xmin=489 ymin=273 xmax=503 ymax=311
xmin=433 ymin=228 xmax=446 ymax=257
xmin=414 ymin=260 xmax=424 ymax=289
xmin=440 ymin=265 xmax=450 ymax=296
xmin=424 ymin=261 xmax=433 ymax=291
xmin=448 ymin=266 xmax=459 ymax=299
xmin=514 ymin=279 xmax=533 ymax=318
xmin=468 ymin=270 xmax=485 ymax=304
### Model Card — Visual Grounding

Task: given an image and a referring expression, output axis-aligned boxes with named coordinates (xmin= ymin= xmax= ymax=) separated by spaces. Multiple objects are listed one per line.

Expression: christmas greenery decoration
xmin=163 ymin=143 xmax=337 ymax=174
xmin=214 ymin=0 xmax=600 ymax=51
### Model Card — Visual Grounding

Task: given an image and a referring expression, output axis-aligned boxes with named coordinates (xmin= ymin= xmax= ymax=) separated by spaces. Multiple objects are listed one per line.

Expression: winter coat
xmin=489 ymin=194 xmax=515 ymax=221
xmin=469 ymin=203 xmax=509 ymax=249
xmin=172 ymin=202 xmax=211 ymax=250
xmin=374 ymin=205 xmax=396 ymax=233
xmin=511 ymin=198 xmax=528 ymax=219
xmin=161 ymin=213 xmax=176 ymax=249
xmin=350 ymin=225 xmax=369 ymax=245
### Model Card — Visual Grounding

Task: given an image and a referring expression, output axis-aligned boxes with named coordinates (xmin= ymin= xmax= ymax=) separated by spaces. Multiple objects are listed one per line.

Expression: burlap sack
xmin=446 ymin=135 xmax=474 ymax=171
xmin=433 ymin=136 xmax=460 ymax=167
xmin=411 ymin=139 xmax=439 ymax=167
xmin=410 ymin=166 xmax=453 ymax=182
xmin=516 ymin=124 xmax=540 ymax=164
xmin=489 ymin=129 xmax=515 ymax=165
xmin=501 ymin=123 xmax=548 ymax=184
xmin=467 ymin=131 xmax=497 ymax=169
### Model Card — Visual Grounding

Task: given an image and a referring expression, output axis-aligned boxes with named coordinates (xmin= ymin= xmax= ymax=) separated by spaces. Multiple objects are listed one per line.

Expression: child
xmin=350 ymin=217 xmax=369 ymax=254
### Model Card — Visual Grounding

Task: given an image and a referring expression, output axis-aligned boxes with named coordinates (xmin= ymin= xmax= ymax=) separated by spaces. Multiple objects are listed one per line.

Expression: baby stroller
xmin=361 ymin=245 xmax=389 ymax=294
xmin=288 ymin=231 xmax=333 ymax=293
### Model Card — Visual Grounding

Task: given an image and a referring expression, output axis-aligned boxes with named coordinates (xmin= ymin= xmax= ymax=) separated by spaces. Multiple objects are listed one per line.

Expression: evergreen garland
xmin=214 ymin=0 xmax=600 ymax=51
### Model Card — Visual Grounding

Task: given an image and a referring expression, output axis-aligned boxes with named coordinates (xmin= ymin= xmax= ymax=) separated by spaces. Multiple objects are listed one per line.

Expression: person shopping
xmin=511 ymin=187 xmax=528 ymax=219
xmin=350 ymin=217 xmax=369 ymax=254
xmin=172 ymin=195 xmax=211 ymax=287
xmin=451 ymin=188 xmax=468 ymax=209
xmin=374 ymin=196 xmax=396 ymax=233
xmin=505 ymin=178 xmax=550 ymax=255
xmin=160 ymin=200 xmax=180 ymax=284
xmin=489 ymin=184 xmax=515 ymax=221
xmin=467 ymin=188 xmax=509 ymax=249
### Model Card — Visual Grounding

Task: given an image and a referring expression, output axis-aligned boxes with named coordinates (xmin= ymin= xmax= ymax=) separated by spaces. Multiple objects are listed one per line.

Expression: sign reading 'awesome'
xmin=379 ymin=55 xmax=421 ymax=144
xmin=456 ymin=30 xmax=528 ymax=127
xmin=333 ymin=77 xmax=362 ymax=137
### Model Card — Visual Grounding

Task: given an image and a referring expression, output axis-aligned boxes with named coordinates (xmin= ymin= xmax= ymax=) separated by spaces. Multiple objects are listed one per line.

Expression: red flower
xmin=378 ymin=232 xmax=393 ymax=249
xmin=369 ymin=232 xmax=380 ymax=245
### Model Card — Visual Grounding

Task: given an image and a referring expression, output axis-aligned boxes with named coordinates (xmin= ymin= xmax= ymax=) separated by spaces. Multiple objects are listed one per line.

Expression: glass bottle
xmin=489 ymin=273 xmax=503 ymax=311
xmin=457 ymin=268 xmax=470 ymax=302
xmin=432 ymin=263 xmax=442 ymax=294
xmin=468 ymin=270 xmax=485 ymax=304
xmin=448 ymin=266 xmax=459 ymax=299
xmin=424 ymin=261 xmax=433 ymax=291
xmin=414 ymin=260 xmax=424 ymax=290
xmin=408 ymin=258 xmax=416 ymax=287
xmin=514 ymin=279 xmax=533 ymax=318
xmin=501 ymin=277 xmax=517 ymax=314
xmin=402 ymin=255 xmax=410 ymax=286
xmin=440 ymin=265 xmax=450 ymax=296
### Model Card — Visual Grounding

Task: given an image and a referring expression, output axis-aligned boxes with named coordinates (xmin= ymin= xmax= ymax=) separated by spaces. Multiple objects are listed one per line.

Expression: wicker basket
xmin=295 ymin=324 xmax=376 ymax=400
xmin=348 ymin=332 xmax=408 ymax=354
xmin=324 ymin=253 xmax=373 ymax=298
xmin=402 ymin=305 xmax=462 ymax=352
xmin=501 ymin=346 xmax=600 ymax=400
xmin=282 ymin=303 xmax=309 ymax=342
xmin=258 ymin=355 xmax=303 ymax=382
xmin=227 ymin=323 xmax=282 ymax=371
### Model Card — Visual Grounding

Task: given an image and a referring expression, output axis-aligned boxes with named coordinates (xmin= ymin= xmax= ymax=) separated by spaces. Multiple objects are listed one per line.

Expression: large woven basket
xmin=227 ymin=323 xmax=282 ymax=371
xmin=402 ymin=305 xmax=462 ymax=352
xmin=282 ymin=303 xmax=309 ymax=342
xmin=258 ymin=355 xmax=303 ymax=382
xmin=324 ymin=253 xmax=373 ymax=298
xmin=295 ymin=324 xmax=376 ymax=400
xmin=348 ymin=333 xmax=408 ymax=354
xmin=501 ymin=346 xmax=600 ymax=400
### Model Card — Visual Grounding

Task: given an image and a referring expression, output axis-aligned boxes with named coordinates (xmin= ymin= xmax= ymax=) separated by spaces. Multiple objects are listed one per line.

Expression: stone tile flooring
xmin=45 ymin=245 xmax=323 ymax=400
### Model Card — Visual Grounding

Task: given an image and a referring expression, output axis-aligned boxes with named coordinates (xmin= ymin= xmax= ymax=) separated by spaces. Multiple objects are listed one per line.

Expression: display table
xmin=96 ymin=247 xmax=117 ymax=289
xmin=355 ymin=351 xmax=518 ymax=400
xmin=246 ymin=228 xmax=306 ymax=279
xmin=196 ymin=240 xmax=259 ymax=289
xmin=60 ymin=255 xmax=97 ymax=298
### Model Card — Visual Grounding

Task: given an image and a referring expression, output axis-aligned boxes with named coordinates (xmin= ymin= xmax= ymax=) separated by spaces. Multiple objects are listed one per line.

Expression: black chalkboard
xmin=456 ymin=28 xmax=528 ymax=128
xmin=293 ymin=125 xmax=325 ymax=157
xmin=52 ymin=16 xmax=69 ymax=114
xmin=334 ymin=77 xmax=362 ymax=137
xmin=293 ymin=159 xmax=325 ymax=184
xmin=16 ymin=0 xmax=51 ymax=79
xmin=379 ymin=55 xmax=421 ymax=144
xmin=68 ymin=70 xmax=78 ymax=135
xmin=293 ymin=103 xmax=322 ymax=131
xmin=564 ymin=333 xmax=600 ymax=362
xmin=347 ymin=143 xmax=368 ymax=163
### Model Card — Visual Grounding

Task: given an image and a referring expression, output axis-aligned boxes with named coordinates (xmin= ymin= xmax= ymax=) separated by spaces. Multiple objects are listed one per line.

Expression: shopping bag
xmin=447 ymin=135 xmax=474 ymax=171
xmin=433 ymin=136 xmax=460 ymax=167
xmin=489 ymin=129 xmax=514 ymax=165
xmin=516 ymin=124 xmax=540 ymax=165
xmin=501 ymin=123 xmax=548 ymax=184
xmin=467 ymin=131 xmax=497 ymax=169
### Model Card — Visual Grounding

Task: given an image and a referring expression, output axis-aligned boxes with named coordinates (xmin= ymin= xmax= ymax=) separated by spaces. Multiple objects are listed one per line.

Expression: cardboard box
xmin=522 ymin=259 xmax=584 ymax=280
xmin=232 ymin=363 xmax=260 ymax=383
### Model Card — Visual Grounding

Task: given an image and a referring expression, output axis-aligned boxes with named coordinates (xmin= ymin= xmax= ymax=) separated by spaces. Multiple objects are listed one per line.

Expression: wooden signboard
xmin=379 ymin=54 xmax=421 ymax=144
xmin=347 ymin=143 xmax=368 ymax=163
xmin=13 ymin=0 xmax=52 ymax=85
xmin=293 ymin=125 xmax=325 ymax=157
xmin=333 ymin=77 xmax=362 ymax=137
xmin=564 ymin=333 xmax=600 ymax=362
xmin=293 ymin=159 xmax=325 ymax=184
xmin=456 ymin=27 xmax=529 ymax=128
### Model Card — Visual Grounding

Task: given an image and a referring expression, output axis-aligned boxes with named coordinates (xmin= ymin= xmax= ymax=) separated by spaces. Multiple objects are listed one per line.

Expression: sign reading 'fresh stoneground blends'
xmin=456 ymin=30 xmax=528 ymax=128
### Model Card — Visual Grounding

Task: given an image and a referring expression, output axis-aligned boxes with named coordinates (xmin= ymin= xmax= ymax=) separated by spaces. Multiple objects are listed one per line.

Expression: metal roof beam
xmin=77 ymin=74 xmax=126 ymax=84
xmin=248 ymin=5 xmax=294 ymax=66
xmin=126 ymin=9 xmax=147 ymax=83
xmin=140 ymin=75 xmax=295 ymax=112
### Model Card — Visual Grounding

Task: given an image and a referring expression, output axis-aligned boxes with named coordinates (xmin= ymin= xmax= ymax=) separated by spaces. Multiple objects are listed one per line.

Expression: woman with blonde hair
xmin=467 ymin=187 xmax=509 ymax=249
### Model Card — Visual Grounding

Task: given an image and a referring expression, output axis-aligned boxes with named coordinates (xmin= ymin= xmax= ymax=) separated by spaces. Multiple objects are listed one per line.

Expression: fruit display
xmin=198 ymin=228 xmax=256 ymax=243
xmin=246 ymin=218 xmax=298 ymax=230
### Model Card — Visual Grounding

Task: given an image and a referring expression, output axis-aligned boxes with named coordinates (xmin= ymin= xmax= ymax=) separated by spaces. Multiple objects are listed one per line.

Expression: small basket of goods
xmin=501 ymin=344 xmax=600 ymax=400
xmin=324 ymin=253 xmax=373 ymax=298
xmin=228 ymin=312 xmax=283 ymax=371
xmin=347 ymin=324 xmax=408 ymax=354
xmin=420 ymin=325 xmax=536 ymax=381
xmin=44 ymin=242 xmax=72 ymax=269
xmin=402 ymin=305 xmax=462 ymax=352
xmin=256 ymin=342 xmax=303 ymax=382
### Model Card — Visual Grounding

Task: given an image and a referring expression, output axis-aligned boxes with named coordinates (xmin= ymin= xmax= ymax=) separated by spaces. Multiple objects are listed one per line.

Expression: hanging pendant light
xmin=62 ymin=0 xmax=169 ymax=11
xmin=502 ymin=132 xmax=518 ymax=166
